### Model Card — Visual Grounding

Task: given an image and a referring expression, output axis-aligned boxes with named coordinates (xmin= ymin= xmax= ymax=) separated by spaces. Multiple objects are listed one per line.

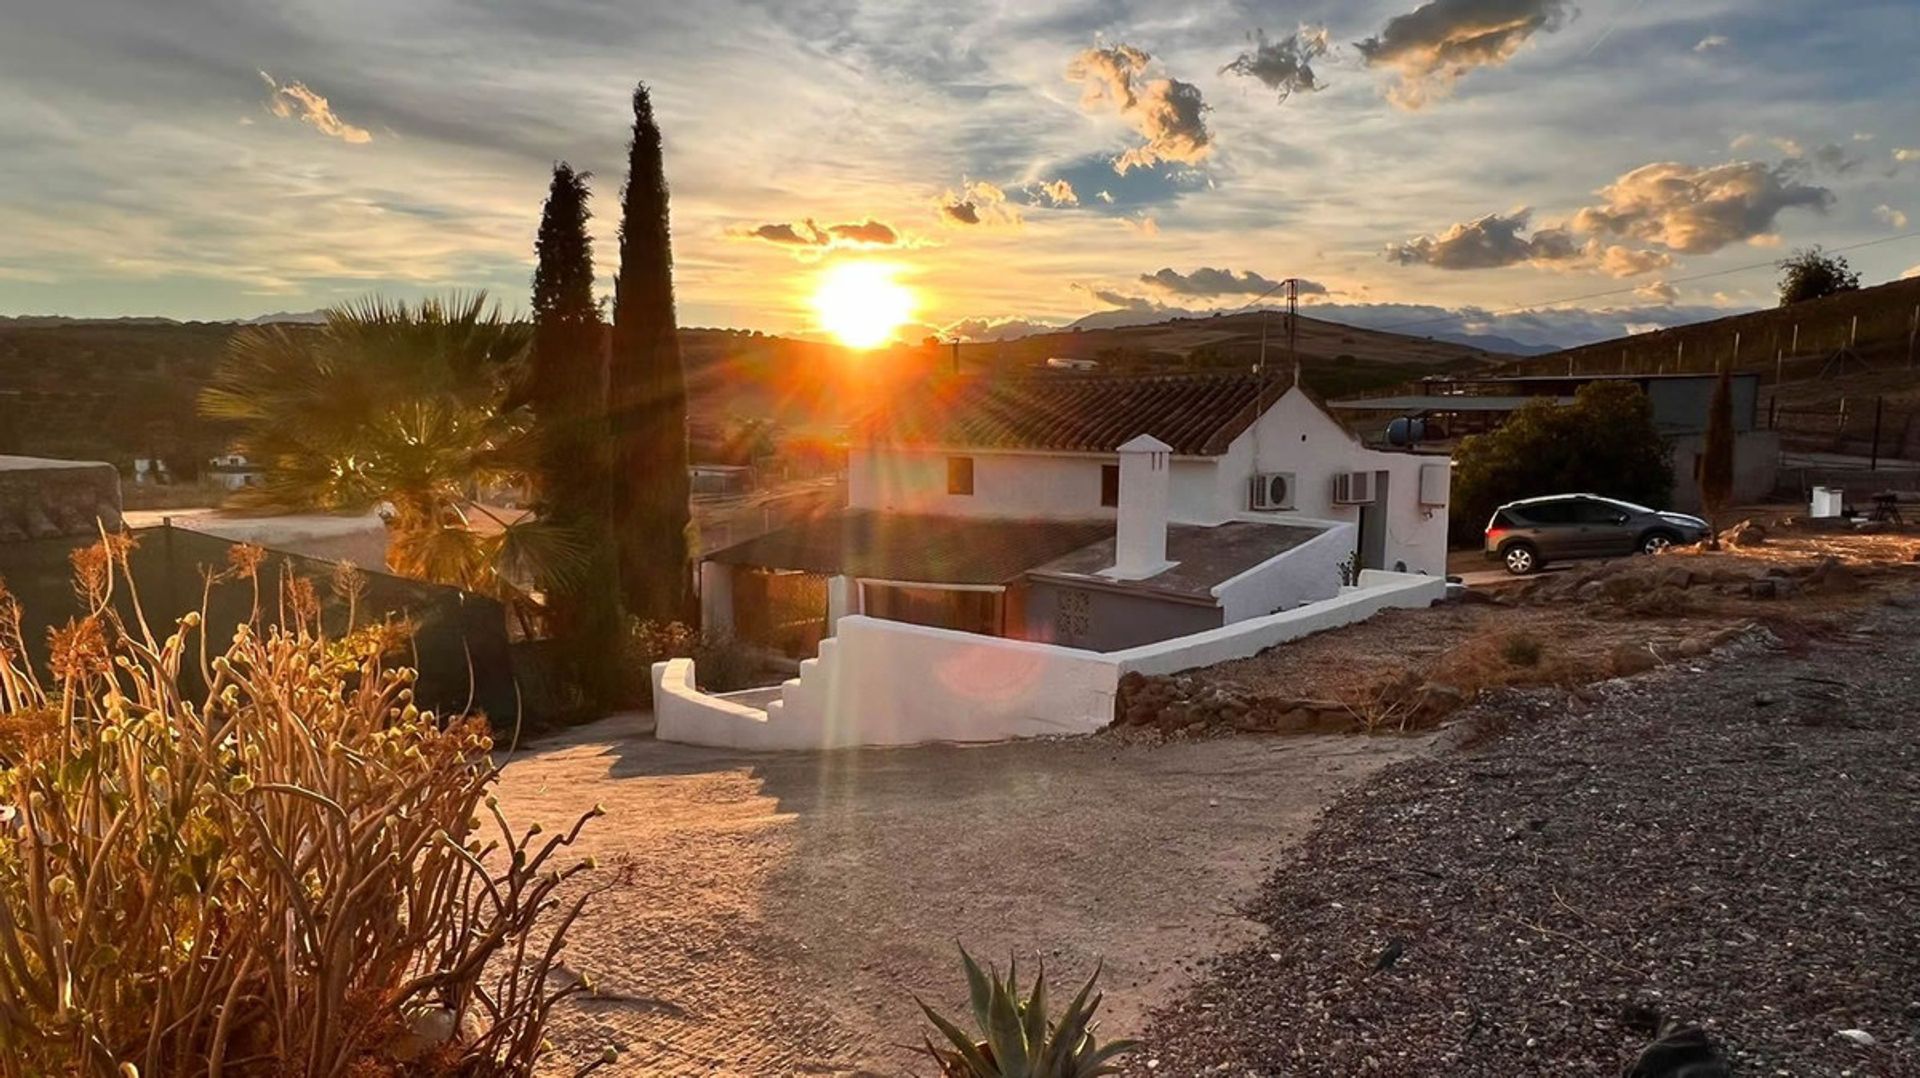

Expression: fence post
xmin=1871 ymin=396 xmax=1883 ymax=472
xmin=1909 ymin=306 xmax=1918 ymax=369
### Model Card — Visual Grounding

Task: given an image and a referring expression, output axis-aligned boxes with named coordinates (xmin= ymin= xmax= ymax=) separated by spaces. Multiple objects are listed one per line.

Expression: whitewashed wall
xmin=657 ymin=570 xmax=1447 ymax=751
xmin=1211 ymin=518 xmax=1356 ymax=623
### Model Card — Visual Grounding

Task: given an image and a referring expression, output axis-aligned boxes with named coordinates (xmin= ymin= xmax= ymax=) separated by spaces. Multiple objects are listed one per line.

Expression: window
xmin=1573 ymin=499 xmax=1629 ymax=524
xmin=1100 ymin=464 xmax=1119 ymax=507
xmin=947 ymin=456 xmax=974 ymax=495
xmin=1514 ymin=501 xmax=1575 ymax=525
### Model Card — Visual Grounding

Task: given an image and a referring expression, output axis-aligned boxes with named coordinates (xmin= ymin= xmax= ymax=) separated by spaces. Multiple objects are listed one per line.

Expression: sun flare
xmin=810 ymin=261 xmax=915 ymax=349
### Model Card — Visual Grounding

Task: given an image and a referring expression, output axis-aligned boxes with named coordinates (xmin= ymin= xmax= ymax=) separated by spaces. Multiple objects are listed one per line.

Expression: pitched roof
xmin=703 ymin=510 xmax=1114 ymax=585
xmin=859 ymin=372 xmax=1289 ymax=456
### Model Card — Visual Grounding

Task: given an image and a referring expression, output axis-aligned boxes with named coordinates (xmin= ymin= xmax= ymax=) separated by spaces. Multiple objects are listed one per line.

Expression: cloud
xmin=1073 ymin=283 xmax=1164 ymax=311
xmin=1067 ymin=44 xmax=1211 ymax=172
xmin=1570 ymin=160 xmax=1835 ymax=254
xmin=1905 ymin=265 xmax=1920 ymax=280
xmin=936 ymin=180 xmax=1017 ymax=227
xmin=1895 ymin=148 xmax=1920 ymax=163
xmin=1386 ymin=208 xmax=1580 ymax=270
xmin=1635 ymin=280 xmax=1678 ymax=304
xmin=743 ymin=217 xmax=899 ymax=248
xmin=1877 ymin=204 xmax=1910 ymax=229
xmin=942 ymin=315 xmax=1066 ymax=342
xmin=1221 ymin=27 xmax=1330 ymax=102
xmin=1592 ymin=243 xmax=1675 ymax=277
xmin=1356 ymin=0 xmax=1573 ymax=108
xmin=259 ymin=71 xmax=371 ymax=143
xmin=1035 ymin=179 xmax=1078 ymax=206
xmin=1693 ymin=34 xmax=1728 ymax=53
xmin=1140 ymin=266 xmax=1327 ymax=298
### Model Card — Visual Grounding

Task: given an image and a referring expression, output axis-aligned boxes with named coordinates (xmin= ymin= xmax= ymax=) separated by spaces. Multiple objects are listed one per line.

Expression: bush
xmin=1500 ymin=633 xmax=1544 ymax=667
xmin=1451 ymin=381 xmax=1673 ymax=546
xmin=623 ymin=619 xmax=760 ymax=705
xmin=914 ymin=948 xmax=1135 ymax=1077
xmin=0 ymin=538 xmax=608 ymax=1076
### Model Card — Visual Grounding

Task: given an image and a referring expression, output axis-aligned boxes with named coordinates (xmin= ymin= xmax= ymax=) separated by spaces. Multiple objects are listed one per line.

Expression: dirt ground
xmin=492 ymin=722 xmax=1433 ymax=1076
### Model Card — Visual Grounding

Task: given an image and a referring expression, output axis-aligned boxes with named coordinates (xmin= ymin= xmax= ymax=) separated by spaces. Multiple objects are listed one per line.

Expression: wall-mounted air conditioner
xmin=1331 ymin=470 xmax=1377 ymax=505
xmin=1249 ymin=472 xmax=1295 ymax=511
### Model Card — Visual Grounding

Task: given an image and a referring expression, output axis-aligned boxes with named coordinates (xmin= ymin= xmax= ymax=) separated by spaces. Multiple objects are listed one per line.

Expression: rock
xmin=1575 ymin=581 xmax=1606 ymax=602
xmin=1675 ymin=635 xmax=1713 ymax=659
xmin=1455 ymin=587 xmax=1504 ymax=605
xmin=1623 ymin=1026 xmax=1729 ymax=1078
xmin=1723 ymin=519 xmax=1768 ymax=547
xmin=1747 ymin=579 xmax=1778 ymax=600
xmin=1656 ymin=566 xmax=1696 ymax=589
xmin=1752 ymin=691 xmax=1780 ymax=707
xmin=1836 ymin=1028 xmax=1877 ymax=1048
xmin=1610 ymin=643 xmax=1661 ymax=677
xmin=1805 ymin=556 xmax=1862 ymax=594
xmin=1411 ymin=682 xmax=1468 ymax=724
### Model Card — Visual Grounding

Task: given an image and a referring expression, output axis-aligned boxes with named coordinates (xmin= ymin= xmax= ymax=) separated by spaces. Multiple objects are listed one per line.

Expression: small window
xmin=947 ymin=456 xmax=974 ymax=496
xmin=1100 ymin=464 xmax=1119 ymax=507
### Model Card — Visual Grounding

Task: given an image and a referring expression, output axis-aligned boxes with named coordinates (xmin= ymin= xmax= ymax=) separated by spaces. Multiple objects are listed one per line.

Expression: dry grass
xmin=0 ymin=538 xmax=607 ymax=1077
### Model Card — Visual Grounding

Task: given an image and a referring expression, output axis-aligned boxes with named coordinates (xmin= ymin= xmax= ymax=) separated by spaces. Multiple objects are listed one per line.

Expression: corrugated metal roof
xmin=860 ymin=373 xmax=1286 ymax=456
xmin=703 ymin=510 xmax=1114 ymax=585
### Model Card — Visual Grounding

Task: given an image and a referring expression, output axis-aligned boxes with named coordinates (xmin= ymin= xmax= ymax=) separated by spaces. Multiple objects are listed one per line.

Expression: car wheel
xmin=1639 ymin=530 xmax=1678 ymax=555
xmin=1502 ymin=543 xmax=1540 ymax=575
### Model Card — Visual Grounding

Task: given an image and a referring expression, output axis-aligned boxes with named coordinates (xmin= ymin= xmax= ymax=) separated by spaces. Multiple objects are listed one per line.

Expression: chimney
xmin=1106 ymin=433 xmax=1176 ymax=580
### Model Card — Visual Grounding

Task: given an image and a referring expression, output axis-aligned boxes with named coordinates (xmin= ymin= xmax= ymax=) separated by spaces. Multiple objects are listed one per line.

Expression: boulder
xmin=1610 ymin=642 xmax=1661 ymax=676
xmin=1747 ymin=578 xmax=1778 ymax=600
xmin=1656 ymin=566 xmax=1696 ymax=590
xmin=1575 ymin=581 xmax=1606 ymax=602
xmin=1722 ymin=519 xmax=1768 ymax=547
xmin=1805 ymin=556 xmax=1862 ymax=594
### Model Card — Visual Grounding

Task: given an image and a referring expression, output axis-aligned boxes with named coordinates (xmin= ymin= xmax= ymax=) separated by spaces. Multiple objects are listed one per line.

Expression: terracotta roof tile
xmin=860 ymin=372 xmax=1289 ymax=456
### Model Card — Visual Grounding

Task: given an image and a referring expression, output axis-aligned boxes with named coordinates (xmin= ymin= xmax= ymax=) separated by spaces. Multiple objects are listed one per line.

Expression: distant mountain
xmin=0 ymin=315 xmax=182 ymax=327
xmin=240 ymin=310 xmax=329 ymax=325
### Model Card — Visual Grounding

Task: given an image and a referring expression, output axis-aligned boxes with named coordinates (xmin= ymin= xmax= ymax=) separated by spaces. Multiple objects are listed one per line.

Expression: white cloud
xmin=1356 ymin=0 xmax=1574 ymax=109
xmin=1035 ymin=179 xmax=1078 ymax=206
xmin=1693 ymin=35 xmax=1728 ymax=53
xmin=1895 ymin=148 xmax=1920 ymax=163
xmin=1635 ymin=279 xmax=1678 ymax=304
xmin=259 ymin=71 xmax=372 ymax=144
xmin=1876 ymin=204 xmax=1910 ymax=229
xmin=1571 ymin=160 xmax=1835 ymax=254
xmin=1067 ymin=44 xmax=1211 ymax=172
xmin=1139 ymin=267 xmax=1326 ymax=298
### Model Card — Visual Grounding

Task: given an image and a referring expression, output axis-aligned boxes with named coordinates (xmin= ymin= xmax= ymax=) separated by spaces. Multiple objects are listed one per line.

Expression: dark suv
xmin=1484 ymin=494 xmax=1710 ymax=575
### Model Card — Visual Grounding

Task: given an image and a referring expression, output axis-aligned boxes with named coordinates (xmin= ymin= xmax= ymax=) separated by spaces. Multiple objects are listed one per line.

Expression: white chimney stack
xmin=1106 ymin=433 xmax=1176 ymax=580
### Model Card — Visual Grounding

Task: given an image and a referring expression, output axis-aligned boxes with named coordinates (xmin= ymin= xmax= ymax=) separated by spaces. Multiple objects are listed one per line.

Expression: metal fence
xmin=1766 ymin=397 xmax=1920 ymax=465
xmin=0 ymin=525 xmax=543 ymax=732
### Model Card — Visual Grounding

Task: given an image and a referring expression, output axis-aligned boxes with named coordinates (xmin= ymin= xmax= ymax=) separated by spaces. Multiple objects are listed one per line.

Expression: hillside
xmin=1509 ymin=275 xmax=1920 ymax=459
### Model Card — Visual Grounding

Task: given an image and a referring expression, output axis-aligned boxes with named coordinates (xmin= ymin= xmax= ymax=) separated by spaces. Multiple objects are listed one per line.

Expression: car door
xmin=1515 ymin=500 xmax=1579 ymax=560
xmin=1571 ymin=498 xmax=1636 ymax=556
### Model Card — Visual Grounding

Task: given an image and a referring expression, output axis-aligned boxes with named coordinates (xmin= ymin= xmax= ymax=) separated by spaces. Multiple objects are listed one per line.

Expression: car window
xmin=1514 ymin=502 xmax=1574 ymax=524
xmin=1574 ymin=501 xmax=1629 ymax=524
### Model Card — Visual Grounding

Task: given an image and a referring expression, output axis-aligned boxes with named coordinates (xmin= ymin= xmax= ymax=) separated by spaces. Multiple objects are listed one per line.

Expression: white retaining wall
xmin=1211 ymin=518 xmax=1356 ymax=623
xmin=655 ymin=570 xmax=1448 ymax=751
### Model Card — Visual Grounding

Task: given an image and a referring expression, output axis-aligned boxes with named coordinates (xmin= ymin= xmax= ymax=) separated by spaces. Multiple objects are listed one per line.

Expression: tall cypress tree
xmin=609 ymin=83 xmax=694 ymax=624
xmin=530 ymin=163 xmax=623 ymax=707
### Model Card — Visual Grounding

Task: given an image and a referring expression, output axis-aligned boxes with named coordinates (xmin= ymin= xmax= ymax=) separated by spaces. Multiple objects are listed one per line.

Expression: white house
xmin=700 ymin=372 xmax=1452 ymax=653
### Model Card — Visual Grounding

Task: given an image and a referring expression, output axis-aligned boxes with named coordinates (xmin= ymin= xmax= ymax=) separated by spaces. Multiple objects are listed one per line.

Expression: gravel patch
xmin=1135 ymin=598 xmax=1920 ymax=1076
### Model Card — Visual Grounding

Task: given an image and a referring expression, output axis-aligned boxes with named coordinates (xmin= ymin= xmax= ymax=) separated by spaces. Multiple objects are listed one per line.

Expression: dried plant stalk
xmin=0 ymin=538 xmax=608 ymax=1077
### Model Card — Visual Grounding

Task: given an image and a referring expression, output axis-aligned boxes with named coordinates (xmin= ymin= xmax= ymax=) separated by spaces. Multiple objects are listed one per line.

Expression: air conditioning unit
xmin=1248 ymin=472 xmax=1295 ymax=511
xmin=1332 ymin=470 xmax=1377 ymax=505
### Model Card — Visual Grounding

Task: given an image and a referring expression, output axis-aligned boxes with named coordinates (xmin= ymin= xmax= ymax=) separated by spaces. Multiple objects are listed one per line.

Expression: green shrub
xmin=624 ymin=619 xmax=761 ymax=705
xmin=0 ymin=537 xmax=608 ymax=1077
xmin=1501 ymin=633 xmax=1544 ymax=667
xmin=914 ymin=947 xmax=1135 ymax=1077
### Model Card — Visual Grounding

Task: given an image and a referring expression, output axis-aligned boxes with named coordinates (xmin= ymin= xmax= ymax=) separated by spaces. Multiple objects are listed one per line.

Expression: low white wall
xmin=655 ymin=570 xmax=1447 ymax=751
xmin=1212 ymin=518 xmax=1355 ymax=623
xmin=1111 ymin=569 xmax=1447 ymax=678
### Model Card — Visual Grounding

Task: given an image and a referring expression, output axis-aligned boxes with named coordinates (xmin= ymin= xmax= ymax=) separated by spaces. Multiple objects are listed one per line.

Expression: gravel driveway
xmin=493 ymin=721 xmax=1430 ymax=1075
xmin=1136 ymin=597 xmax=1920 ymax=1076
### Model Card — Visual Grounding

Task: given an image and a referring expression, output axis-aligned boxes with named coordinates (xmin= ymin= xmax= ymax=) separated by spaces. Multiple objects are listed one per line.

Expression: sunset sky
xmin=3 ymin=0 xmax=1917 ymax=348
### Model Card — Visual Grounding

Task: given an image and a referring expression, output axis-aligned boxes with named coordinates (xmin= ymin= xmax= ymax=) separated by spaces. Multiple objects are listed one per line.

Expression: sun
xmin=811 ymin=261 xmax=915 ymax=349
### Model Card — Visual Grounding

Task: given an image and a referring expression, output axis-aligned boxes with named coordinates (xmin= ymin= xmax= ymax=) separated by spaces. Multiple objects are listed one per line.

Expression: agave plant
xmin=914 ymin=948 xmax=1136 ymax=1077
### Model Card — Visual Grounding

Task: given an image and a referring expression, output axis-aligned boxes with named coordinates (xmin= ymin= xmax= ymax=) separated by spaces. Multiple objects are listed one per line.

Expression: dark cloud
xmin=1221 ymin=27 xmax=1330 ymax=102
xmin=941 ymin=201 xmax=981 ymax=225
xmin=1067 ymin=44 xmax=1211 ymax=173
xmin=1387 ymin=208 xmax=1579 ymax=269
xmin=745 ymin=217 xmax=899 ymax=248
xmin=1140 ymin=266 xmax=1327 ymax=297
xmin=1570 ymin=160 xmax=1835 ymax=254
xmin=935 ymin=181 xmax=1016 ymax=226
xmin=1356 ymin=0 xmax=1573 ymax=108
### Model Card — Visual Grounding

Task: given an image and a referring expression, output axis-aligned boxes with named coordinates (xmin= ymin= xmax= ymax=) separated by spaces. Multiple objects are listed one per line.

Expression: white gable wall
xmin=846 ymin=387 xmax=1451 ymax=576
xmin=1224 ymin=388 xmax=1450 ymax=576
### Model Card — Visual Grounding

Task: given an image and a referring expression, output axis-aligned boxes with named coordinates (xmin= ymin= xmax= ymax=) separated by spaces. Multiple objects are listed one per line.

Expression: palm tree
xmin=200 ymin=295 xmax=585 ymax=609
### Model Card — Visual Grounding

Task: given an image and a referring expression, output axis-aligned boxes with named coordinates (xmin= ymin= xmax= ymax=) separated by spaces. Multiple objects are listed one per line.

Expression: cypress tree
xmin=1699 ymin=360 xmax=1735 ymax=548
xmin=530 ymin=163 xmax=623 ymax=708
xmin=609 ymin=83 xmax=694 ymax=624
